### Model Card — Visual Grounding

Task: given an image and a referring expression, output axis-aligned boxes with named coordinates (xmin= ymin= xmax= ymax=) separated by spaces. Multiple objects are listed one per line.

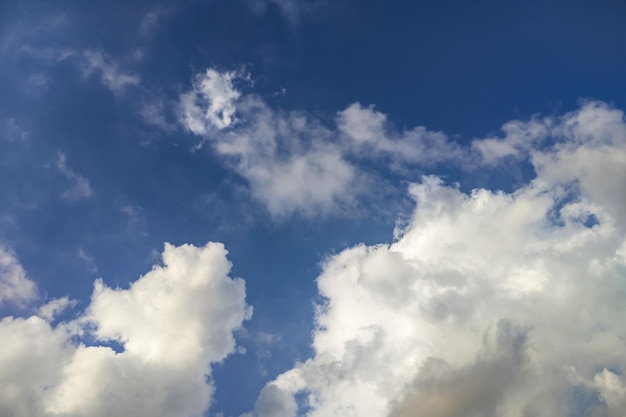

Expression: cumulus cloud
xmin=54 ymin=152 xmax=93 ymax=200
xmin=471 ymin=116 xmax=552 ymax=164
xmin=248 ymin=102 xmax=626 ymax=417
xmin=180 ymin=70 xmax=626 ymax=224
xmin=0 ymin=245 xmax=37 ymax=307
xmin=180 ymin=69 xmax=243 ymax=133
xmin=82 ymin=50 xmax=140 ymax=94
xmin=180 ymin=70 xmax=470 ymax=217
xmin=338 ymin=103 xmax=463 ymax=168
xmin=180 ymin=70 xmax=360 ymax=218
xmin=37 ymin=297 xmax=76 ymax=322
xmin=0 ymin=242 xmax=251 ymax=417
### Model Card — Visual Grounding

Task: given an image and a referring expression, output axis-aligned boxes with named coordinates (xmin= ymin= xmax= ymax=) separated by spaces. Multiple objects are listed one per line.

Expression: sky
xmin=1 ymin=0 xmax=626 ymax=416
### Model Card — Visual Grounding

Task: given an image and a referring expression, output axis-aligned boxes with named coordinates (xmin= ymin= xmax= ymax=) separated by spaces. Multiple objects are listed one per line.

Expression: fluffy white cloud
xmin=338 ymin=103 xmax=462 ymax=168
xmin=0 ymin=242 xmax=251 ymax=417
xmin=471 ymin=116 xmax=552 ymax=164
xmin=180 ymin=71 xmax=360 ymax=218
xmin=180 ymin=69 xmax=243 ymax=134
xmin=249 ymin=102 xmax=626 ymax=417
xmin=180 ymin=70 xmax=471 ymax=218
xmin=0 ymin=245 xmax=37 ymax=307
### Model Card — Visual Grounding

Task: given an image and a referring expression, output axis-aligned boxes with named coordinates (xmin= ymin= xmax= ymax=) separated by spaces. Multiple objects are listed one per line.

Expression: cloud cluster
xmin=180 ymin=69 xmax=360 ymax=218
xmin=0 ymin=242 xmax=251 ymax=417
xmin=248 ymin=102 xmax=626 ymax=417
xmin=180 ymin=69 xmax=463 ymax=217
xmin=180 ymin=69 xmax=626 ymax=229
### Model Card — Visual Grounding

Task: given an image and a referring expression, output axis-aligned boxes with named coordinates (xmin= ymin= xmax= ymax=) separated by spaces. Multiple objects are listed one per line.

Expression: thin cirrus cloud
xmin=246 ymin=102 xmax=626 ymax=417
xmin=81 ymin=50 xmax=140 ymax=95
xmin=54 ymin=152 xmax=93 ymax=201
xmin=0 ymin=242 xmax=251 ymax=417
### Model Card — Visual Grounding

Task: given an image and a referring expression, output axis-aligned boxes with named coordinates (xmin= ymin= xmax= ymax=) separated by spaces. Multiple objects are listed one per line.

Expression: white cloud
xmin=55 ymin=152 xmax=93 ymax=200
xmin=0 ymin=242 xmax=251 ymax=417
xmin=248 ymin=102 xmax=626 ymax=417
xmin=37 ymin=297 xmax=76 ymax=322
xmin=180 ymin=69 xmax=243 ymax=133
xmin=0 ymin=245 xmax=37 ymax=307
xmin=180 ymin=70 xmax=360 ymax=218
xmin=592 ymin=369 xmax=626 ymax=417
xmin=471 ymin=116 xmax=552 ymax=164
xmin=82 ymin=50 xmax=140 ymax=94
xmin=338 ymin=103 xmax=462 ymax=168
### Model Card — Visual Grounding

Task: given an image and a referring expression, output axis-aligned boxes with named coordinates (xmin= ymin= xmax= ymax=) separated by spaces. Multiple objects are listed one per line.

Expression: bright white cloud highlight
xmin=0 ymin=245 xmax=37 ymax=307
xmin=249 ymin=102 xmax=626 ymax=417
xmin=180 ymin=69 xmax=242 ymax=133
xmin=0 ymin=242 xmax=251 ymax=417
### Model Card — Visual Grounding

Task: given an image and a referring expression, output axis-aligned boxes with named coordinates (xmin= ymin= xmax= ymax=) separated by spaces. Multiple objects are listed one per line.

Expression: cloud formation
xmin=179 ymin=69 xmax=463 ymax=217
xmin=338 ymin=102 xmax=462 ymax=168
xmin=248 ymin=102 xmax=626 ymax=417
xmin=0 ymin=242 xmax=251 ymax=417
xmin=54 ymin=152 xmax=93 ymax=200
xmin=180 ymin=70 xmax=360 ymax=218
xmin=0 ymin=245 xmax=37 ymax=307
xmin=82 ymin=50 xmax=140 ymax=94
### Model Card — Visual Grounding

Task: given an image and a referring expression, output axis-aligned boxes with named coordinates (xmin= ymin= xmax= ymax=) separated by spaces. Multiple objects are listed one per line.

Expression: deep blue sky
xmin=1 ymin=1 xmax=626 ymax=416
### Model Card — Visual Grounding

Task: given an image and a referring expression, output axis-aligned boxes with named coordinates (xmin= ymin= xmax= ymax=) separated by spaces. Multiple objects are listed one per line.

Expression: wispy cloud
xmin=82 ymin=50 xmax=140 ymax=94
xmin=248 ymin=0 xmax=321 ymax=25
xmin=0 ymin=118 xmax=28 ymax=141
xmin=0 ymin=245 xmax=38 ymax=307
xmin=55 ymin=152 xmax=93 ymax=200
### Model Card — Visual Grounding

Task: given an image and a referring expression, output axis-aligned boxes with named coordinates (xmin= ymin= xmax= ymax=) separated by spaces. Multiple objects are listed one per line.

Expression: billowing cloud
xmin=180 ymin=70 xmax=626 ymax=225
xmin=248 ymin=102 xmax=626 ymax=417
xmin=0 ymin=242 xmax=251 ymax=417
xmin=179 ymin=70 xmax=468 ymax=218
xmin=0 ymin=245 xmax=37 ymax=307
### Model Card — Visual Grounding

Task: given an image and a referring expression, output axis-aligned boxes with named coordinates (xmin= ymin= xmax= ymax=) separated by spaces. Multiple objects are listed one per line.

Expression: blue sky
xmin=2 ymin=1 xmax=626 ymax=416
